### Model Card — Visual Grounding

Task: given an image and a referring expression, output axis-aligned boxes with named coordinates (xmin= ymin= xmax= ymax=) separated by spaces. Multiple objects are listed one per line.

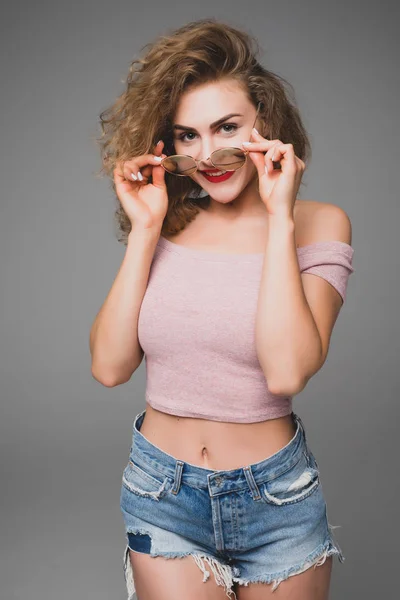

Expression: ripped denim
xmin=120 ymin=409 xmax=344 ymax=599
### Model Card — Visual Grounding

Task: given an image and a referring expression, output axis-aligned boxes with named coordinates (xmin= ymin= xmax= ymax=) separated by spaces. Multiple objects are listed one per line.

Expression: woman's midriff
xmin=138 ymin=403 xmax=297 ymax=471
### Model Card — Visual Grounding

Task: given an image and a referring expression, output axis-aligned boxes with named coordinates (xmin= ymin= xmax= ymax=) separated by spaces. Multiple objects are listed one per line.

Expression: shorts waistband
xmin=129 ymin=409 xmax=310 ymax=494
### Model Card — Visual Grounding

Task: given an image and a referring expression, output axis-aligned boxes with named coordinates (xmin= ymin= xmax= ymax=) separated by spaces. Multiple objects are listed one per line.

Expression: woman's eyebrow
xmin=173 ymin=113 xmax=244 ymax=132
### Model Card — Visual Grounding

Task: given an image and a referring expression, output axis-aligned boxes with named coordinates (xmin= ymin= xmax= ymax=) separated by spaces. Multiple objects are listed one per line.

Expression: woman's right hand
xmin=113 ymin=140 xmax=169 ymax=233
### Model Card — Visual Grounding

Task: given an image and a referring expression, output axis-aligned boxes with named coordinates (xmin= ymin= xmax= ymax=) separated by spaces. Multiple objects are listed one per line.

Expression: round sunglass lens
xmin=162 ymin=155 xmax=197 ymax=175
xmin=211 ymin=148 xmax=246 ymax=171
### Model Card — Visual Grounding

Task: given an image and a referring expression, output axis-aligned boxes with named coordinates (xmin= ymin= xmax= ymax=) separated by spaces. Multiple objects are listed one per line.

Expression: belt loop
xmin=171 ymin=460 xmax=184 ymax=495
xmin=133 ymin=409 xmax=146 ymax=433
xmin=294 ymin=412 xmax=309 ymax=452
xmin=243 ymin=465 xmax=261 ymax=500
xmin=293 ymin=411 xmax=303 ymax=435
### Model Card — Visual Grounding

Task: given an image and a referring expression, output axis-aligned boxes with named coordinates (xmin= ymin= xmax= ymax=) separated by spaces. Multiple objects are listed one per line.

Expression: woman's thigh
xmin=235 ymin=555 xmax=333 ymax=600
xmin=129 ymin=549 xmax=236 ymax=600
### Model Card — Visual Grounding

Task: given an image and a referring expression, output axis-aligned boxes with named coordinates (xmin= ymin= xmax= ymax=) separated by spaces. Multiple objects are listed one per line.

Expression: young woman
xmin=91 ymin=18 xmax=354 ymax=600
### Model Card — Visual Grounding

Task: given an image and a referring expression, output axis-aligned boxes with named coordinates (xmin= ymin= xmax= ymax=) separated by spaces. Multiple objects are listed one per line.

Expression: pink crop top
xmin=137 ymin=236 xmax=355 ymax=423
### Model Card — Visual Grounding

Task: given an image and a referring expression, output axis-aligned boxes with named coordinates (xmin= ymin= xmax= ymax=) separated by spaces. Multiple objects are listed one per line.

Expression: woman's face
xmin=171 ymin=80 xmax=262 ymax=204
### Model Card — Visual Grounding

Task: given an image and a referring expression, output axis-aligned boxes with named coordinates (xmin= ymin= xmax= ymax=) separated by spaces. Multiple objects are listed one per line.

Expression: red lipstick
xmin=200 ymin=170 xmax=235 ymax=183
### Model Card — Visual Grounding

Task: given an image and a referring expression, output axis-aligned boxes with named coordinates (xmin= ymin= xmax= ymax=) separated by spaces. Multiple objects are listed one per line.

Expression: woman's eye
xmin=178 ymin=132 xmax=197 ymax=142
xmin=177 ymin=123 xmax=238 ymax=143
xmin=219 ymin=123 xmax=238 ymax=134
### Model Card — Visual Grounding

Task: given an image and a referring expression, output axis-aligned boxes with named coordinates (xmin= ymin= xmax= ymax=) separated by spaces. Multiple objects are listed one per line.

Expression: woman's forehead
xmin=175 ymin=78 xmax=248 ymax=108
xmin=173 ymin=90 xmax=252 ymax=127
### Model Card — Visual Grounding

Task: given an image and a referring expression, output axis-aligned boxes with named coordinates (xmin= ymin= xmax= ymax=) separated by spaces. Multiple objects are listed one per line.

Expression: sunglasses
xmin=160 ymin=102 xmax=262 ymax=176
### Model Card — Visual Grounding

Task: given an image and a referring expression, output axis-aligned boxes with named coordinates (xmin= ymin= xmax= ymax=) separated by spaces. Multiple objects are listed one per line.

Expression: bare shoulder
xmin=295 ymin=199 xmax=353 ymax=247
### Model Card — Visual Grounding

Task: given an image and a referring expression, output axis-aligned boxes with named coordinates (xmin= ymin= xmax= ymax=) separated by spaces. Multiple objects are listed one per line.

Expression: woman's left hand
xmin=242 ymin=129 xmax=306 ymax=219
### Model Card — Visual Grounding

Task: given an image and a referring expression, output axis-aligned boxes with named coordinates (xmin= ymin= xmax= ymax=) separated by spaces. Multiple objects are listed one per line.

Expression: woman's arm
xmin=255 ymin=206 xmax=352 ymax=396
xmin=255 ymin=215 xmax=322 ymax=396
xmin=89 ymin=227 xmax=160 ymax=387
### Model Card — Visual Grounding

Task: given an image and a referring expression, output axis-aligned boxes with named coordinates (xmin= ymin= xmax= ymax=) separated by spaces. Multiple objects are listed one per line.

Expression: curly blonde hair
xmin=95 ymin=18 xmax=312 ymax=245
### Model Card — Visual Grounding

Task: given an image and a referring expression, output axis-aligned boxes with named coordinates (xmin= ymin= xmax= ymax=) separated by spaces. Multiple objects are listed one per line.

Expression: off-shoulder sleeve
xmin=297 ymin=240 xmax=355 ymax=304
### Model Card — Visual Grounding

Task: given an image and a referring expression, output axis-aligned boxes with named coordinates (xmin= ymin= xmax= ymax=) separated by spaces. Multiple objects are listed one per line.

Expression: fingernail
xmin=242 ymin=141 xmax=252 ymax=146
xmin=253 ymin=127 xmax=259 ymax=134
xmin=154 ymin=156 xmax=163 ymax=162
xmin=137 ymin=171 xmax=143 ymax=181
xmin=131 ymin=172 xmax=137 ymax=181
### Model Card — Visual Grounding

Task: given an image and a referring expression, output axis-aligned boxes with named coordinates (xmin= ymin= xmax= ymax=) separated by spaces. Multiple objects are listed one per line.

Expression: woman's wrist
xmin=267 ymin=213 xmax=295 ymax=234
xmin=128 ymin=223 xmax=162 ymax=243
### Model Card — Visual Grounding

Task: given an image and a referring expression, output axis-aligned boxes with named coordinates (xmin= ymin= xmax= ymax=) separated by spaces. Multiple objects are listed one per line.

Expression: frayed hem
xmin=123 ymin=544 xmax=136 ymax=600
xmin=123 ymin=543 xmax=238 ymax=600
xmin=122 ymin=524 xmax=345 ymax=598
xmin=232 ymin=536 xmax=345 ymax=593
xmin=191 ymin=553 xmax=237 ymax=599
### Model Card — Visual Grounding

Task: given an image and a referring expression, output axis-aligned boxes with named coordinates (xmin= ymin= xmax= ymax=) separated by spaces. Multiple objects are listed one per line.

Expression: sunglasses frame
xmin=161 ymin=101 xmax=262 ymax=177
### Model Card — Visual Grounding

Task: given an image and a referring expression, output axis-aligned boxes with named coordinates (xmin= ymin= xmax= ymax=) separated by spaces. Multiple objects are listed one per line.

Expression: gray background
xmin=1 ymin=0 xmax=398 ymax=598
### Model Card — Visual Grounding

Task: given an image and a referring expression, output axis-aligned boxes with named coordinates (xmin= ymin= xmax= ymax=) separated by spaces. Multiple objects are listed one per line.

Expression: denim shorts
xmin=120 ymin=409 xmax=345 ymax=599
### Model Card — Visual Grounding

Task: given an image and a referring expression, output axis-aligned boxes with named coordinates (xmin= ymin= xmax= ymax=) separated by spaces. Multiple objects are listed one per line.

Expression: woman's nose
xmin=198 ymin=156 xmax=213 ymax=169
xmin=197 ymin=146 xmax=217 ymax=169
xmin=191 ymin=136 xmax=217 ymax=165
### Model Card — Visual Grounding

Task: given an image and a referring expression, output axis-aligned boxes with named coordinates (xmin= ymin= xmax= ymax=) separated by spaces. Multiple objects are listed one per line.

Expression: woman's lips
xmin=200 ymin=170 xmax=235 ymax=183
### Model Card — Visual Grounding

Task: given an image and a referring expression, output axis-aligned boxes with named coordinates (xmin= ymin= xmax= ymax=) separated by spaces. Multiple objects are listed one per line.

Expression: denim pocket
xmin=259 ymin=450 xmax=320 ymax=506
xmin=122 ymin=459 xmax=172 ymax=501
